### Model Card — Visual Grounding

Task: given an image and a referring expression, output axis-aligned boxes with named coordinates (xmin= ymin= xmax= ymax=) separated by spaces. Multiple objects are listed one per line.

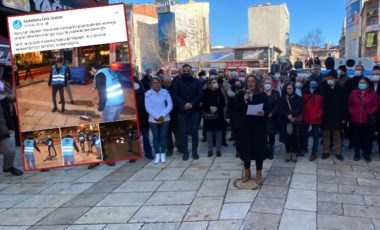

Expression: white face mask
xmin=239 ymin=77 xmax=245 ymax=82
xmin=327 ymin=79 xmax=335 ymax=86
xmin=295 ymin=82 xmax=303 ymax=89
xmin=264 ymin=83 xmax=272 ymax=91
xmin=372 ymin=75 xmax=380 ymax=82
xmin=338 ymin=70 xmax=344 ymax=76
xmin=354 ymin=70 xmax=362 ymax=76
xmin=134 ymin=83 xmax=140 ymax=90
xmin=212 ymin=83 xmax=219 ymax=89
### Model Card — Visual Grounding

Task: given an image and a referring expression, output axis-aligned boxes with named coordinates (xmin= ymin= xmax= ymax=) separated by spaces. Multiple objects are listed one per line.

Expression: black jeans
xmin=244 ymin=160 xmax=263 ymax=171
xmin=353 ymin=122 xmax=371 ymax=157
xmin=52 ymin=85 xmax=65 ymax=110
xmin=48 ymin=145 xmax=57 ymax=156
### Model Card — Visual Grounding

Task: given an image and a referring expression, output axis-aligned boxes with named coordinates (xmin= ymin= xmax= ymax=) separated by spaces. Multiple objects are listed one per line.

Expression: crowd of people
xmin=134 ymin=62 xmax=380 ymax=184
xmin=1 ymin=59 xmax=380 ymax=182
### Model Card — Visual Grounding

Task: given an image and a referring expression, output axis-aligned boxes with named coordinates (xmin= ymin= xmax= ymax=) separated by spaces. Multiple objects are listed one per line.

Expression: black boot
xmin=267 ymin=145 xmax=274 ymax=160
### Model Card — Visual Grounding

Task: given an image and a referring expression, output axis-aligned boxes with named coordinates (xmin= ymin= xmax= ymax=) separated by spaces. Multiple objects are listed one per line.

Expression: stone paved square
xmin=2 ymin=129 xmax=380 ymax=229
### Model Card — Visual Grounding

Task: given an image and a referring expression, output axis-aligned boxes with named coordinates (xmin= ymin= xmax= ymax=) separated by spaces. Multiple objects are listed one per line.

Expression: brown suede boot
xmin=256 ymin=170 xmax=262 ymax=185
xmin=309 ymin=151 xmax=317 ymax=161
xmin=242 ymin=168 xmax=251 ymax=183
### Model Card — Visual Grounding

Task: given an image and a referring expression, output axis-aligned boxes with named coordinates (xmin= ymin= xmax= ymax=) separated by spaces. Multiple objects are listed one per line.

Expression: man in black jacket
xmin=321 ymin=70 xmax=347 ymax=161
xmin=172 ymin=64 xmax=203 ymax=161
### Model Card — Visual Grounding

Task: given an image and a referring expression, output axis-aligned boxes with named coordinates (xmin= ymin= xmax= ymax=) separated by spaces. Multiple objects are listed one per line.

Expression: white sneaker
xmin=160 ymin=153 xmax=166 ymax=163
xmin=154 ymin=154 xmax=160 ymax=164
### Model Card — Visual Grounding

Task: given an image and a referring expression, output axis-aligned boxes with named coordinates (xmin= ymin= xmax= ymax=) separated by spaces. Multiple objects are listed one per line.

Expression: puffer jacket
xmin=302 ymin=86 xmax=324 ymax=124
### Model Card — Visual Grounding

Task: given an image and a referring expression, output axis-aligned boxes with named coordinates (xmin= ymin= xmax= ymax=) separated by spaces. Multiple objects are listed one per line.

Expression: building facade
xmin=125 ymin=3 xmax=160 ymax=72
xmin=248 ymin=3 xmax=290 ymax=57
xmin=361 ymin=0 xmax=380 ymax=61
xmin=156 ymin=0 xmax=210 ymax=69
xmin=345 ymin=0 xmax=363 ymax=58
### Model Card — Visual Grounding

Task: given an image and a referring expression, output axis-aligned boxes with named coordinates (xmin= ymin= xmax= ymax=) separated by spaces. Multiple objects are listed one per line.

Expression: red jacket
xmin=348 ymin=88 xmax=379 ymax=124
xmin=302 ymin=90 xmax=324 ymax=124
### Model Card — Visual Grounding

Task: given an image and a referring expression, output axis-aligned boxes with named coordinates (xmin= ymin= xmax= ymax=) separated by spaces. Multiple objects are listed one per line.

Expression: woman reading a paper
xmin=236 ymin=75 xmax=269 ymax=187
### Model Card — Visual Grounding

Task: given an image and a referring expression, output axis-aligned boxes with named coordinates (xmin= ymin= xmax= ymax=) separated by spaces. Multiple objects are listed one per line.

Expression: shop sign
xmin=33 ymin=0 xmax=72 ymax=12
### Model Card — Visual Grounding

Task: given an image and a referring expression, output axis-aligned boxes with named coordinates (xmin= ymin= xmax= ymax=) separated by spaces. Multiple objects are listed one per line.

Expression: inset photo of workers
xmin=60 ymin=124 xmax=102 ymax=166
xmin=99 ymin=119 xmax=141 ymax=161
xmin=14 ymin=45 xmax=137 ymax=133
xmin=21 ymin=128 xmax=62 ymax=171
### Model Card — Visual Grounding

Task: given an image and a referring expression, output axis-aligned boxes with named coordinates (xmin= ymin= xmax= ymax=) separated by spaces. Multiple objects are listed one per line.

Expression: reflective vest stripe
xmin=107 ymin=90 xmax=123 ymax=98
xmin=52 ymin=65 xmax=66 ymax=85
xmin=106 ymin=84 xmax=122 ymax=92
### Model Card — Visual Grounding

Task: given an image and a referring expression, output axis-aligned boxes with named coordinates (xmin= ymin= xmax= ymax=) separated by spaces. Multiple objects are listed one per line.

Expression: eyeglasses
xmin=183 ymin=71 xmax=191 ymax=73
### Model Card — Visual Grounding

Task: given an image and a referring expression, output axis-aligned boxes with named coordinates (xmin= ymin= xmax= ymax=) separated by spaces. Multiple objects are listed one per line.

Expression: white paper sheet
xmin=247 ymin=103 xmax=263 ymax=115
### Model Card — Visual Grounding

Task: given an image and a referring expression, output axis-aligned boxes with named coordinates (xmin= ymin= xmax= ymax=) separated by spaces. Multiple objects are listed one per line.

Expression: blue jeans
xmin=141 ymin=127 xmax=152 ymax=156
xmin=25 ymin=155 xmax=36 ymax=170
xmin=150 ymin=123 xmax=169 ymax=154
xmin=178 ymin=112 xmax=200 ymax=155
xmin=303 ymin=124 xmax=321 ymax=152
xmin=103 ymin=103 xmax=124 ymax=122
xmin=64 ymin=155 xmax=75 ymax=166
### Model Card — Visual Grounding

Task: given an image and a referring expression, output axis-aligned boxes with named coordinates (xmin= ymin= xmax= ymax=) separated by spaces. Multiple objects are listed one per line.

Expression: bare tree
xmin=298 ymin=28 xmax=325 ymax=57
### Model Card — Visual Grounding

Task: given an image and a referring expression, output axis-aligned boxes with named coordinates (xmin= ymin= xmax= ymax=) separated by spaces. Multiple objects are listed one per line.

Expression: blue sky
xmin=110 ymin=0 xmax=346 ymax=47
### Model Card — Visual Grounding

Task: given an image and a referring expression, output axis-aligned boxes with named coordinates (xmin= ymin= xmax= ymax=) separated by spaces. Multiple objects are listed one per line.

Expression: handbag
xmin=286 ymin=96 xmax=302 ymax=125
xmin=202 ymin=92 xmax=220 ymax=120
xmin=357 ymin=94 xmax=379 ymax=126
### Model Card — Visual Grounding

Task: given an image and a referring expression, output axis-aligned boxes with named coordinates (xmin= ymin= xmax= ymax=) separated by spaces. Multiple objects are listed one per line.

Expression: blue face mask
xmin=358 ymin=82 xmax=368 ymax=91
xmin=310 ymin=81 xmax=318 ymax=89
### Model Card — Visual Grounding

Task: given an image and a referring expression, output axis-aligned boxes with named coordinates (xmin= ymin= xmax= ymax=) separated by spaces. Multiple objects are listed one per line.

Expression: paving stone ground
xmin=2 ymin=130 xmax=380 ymax=229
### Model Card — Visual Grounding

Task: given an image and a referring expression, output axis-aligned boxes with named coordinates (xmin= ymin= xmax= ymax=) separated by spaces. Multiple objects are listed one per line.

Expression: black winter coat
xmin=265 ymin=90 xmax=280 ymax=134
xmin=172 ymin=76 xmax=203 ymax=114
xmin=322 ymin=84 xmax=347 ymax=129
xmin=278 ymin=94 xmax=302 ymax=143
xmin=202 ymin=88 xmax=226 ymax=131
xmin=136 ymin=88 xmax=150 ymax=129
xmin=227 ymin=90 xmax=245 ymax=130
xmin=238 ymin=92 xmax=270 ymax=162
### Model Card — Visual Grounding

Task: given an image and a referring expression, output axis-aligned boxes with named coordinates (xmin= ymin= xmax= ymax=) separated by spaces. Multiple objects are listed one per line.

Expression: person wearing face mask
xmin=369 ymin=66 xmax=380 ymax=157
xmin=346 ymin=64 xmax=365 ymax=149
xmin=145 ymin=77 xmax=173 ymax=164
xmin=235 ymin=75 xmax=270 ymax=187
xmin=313 ymin=64 xmax=323 ymax=79
xmin=217 ymin=69 xmax=231 ymax=147
xmin=172 ymin=64 xmax=203 ymax=161
xmin=295 ymin=76 xmax=306 ymax=96
xmin=141 ymin=68 xmax=153 ymax=90
xmin=162 ymin=75 xmax=181 ymax=156
xmin=227 ymin=80 xmax=245 ymax=158
xmin=348 ymin=77 xmax=379 ymax=162
xmin=337 ymin=65 xmax=349 ymax=88
xmin=134 ymin=77 xmax=154 ymax=160
xmin=279 ymin=83 xmax=302 ymax=163
xmin=239 ymin=69 xmax=247 ymax=83
xmin=263 ymin=77 xmax=280 ymax=160
xmin=301 ymin=74 xmax=324 ymax=161
xmin=277 ymin=71 xmax=290 ymax=97
xmin=321 ymin=70 xmax=347 ymax=161
xmin=202 ymin=79 xmax=226 ymax=157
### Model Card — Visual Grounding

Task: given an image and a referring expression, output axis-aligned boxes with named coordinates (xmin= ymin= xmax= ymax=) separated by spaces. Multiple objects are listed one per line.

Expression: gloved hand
xmin=210 ymin=106 xmax=218 ymax=113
